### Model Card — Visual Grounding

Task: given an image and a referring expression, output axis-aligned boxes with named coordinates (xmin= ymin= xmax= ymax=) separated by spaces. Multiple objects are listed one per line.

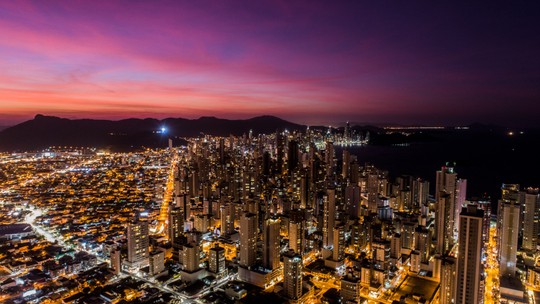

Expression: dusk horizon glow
xmin=1 ymin=1 xmax=539 ymax=127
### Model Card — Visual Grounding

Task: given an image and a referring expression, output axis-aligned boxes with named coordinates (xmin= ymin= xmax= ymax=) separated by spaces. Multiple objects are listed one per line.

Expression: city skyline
xmin=1 ymin=127 xmax=539 ymax=303
xmin=1 ymin=1 xmax=540 ymax=127
xmin=2 ymin=2 xmax=540 ymax=303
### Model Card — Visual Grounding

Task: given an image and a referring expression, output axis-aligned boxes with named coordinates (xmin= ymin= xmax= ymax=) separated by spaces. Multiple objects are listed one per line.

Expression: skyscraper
xmin=325 ymin=141 xmax=334 ymax=177
xmin=283 ymin=250 xmax=303 ymax=300
xmin=436 ymin=165 xmax=467 ymax=236
xmin=333 ymin=223 xmax=345 ymax=261
xmin=367 ymin=173 xmax=379 ymax=213
xmin=239 ymin=212 xmax=258 ymax=268
xmin=498 ymin=184 xmax=520 ymax=276
xmin=345 ymin=184 xmax=360 ymax=219
xmin=220 ymin=203 xmax=235 ymax=235
xmin=390 ymin=233 xmax=401 ymax=260
xmin=287 ymin=140 xmax=299 ymax=173
xmin=149 ymin=250 xmax=165 ymax=276
xmin=263 ymin=217 xmax=280 ymax=270
xmin=342 ymin=149 xmax=350 ymax=179
xmin=181 ymin=242 xmax=200 ymax=272
xmin=522 ymin=188 xmax=540 ymax=252
xmin=435 ymin=193 xmax=455 ymax=255
xmin=289 ymin=217 xmax=305 ymax=255
xmin=127 ymin=219 xmax=149 ymax=265
xmin=455 ymin=205 xmax=484 ymax=304
xmin=439 ymin=256 xmax=456 ymax=304
xmin=110 ymin=247 xmax=121 ymax=275
xmin=168 ymin=206 xmax=184 ymax=245
xmin=209 ymin=243 xmax=226 ymax=274
xmin=323 ymin=187 xmax=336 ymax=248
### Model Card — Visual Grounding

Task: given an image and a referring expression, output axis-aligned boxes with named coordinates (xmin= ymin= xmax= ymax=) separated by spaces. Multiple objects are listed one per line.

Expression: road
xmin=484 ymin=222 xmax=499 ymax=304
xmin=153 ymin=152 xmax=178 ymax=235
xmin=24 ymin=207 xmax=68 ymax=247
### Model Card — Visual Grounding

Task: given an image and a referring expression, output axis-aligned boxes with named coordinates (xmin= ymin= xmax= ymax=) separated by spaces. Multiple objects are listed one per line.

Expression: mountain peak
xmin=0 ymin=115 xmax=304 ymax=151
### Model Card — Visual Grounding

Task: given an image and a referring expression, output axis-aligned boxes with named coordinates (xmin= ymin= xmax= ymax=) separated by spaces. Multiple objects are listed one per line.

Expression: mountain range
xmin=0 ymin=114 xmax=305 ymax=151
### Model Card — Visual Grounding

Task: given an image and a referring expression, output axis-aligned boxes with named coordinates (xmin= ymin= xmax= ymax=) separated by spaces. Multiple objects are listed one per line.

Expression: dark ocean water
xmin=338 ymin=129 xmax=540 ymax=213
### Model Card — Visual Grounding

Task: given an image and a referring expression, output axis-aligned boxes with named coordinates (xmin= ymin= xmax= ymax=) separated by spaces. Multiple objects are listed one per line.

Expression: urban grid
xmin=0 ymin=126 xmax=537 ymax=304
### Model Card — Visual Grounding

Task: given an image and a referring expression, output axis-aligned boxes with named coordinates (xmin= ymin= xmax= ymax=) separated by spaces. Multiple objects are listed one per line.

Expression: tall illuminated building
xmin=263 ymin=217 xmax=280 ymax=270
xmin=333 ymin=223 xmax=345 ymax=261
xmin=325 ymin=141 xmax=334 ymax=177
xmin=239 ymin=212 xmax=258 ymax=268
xmin=474 ymin=200 xmax=491 ymax=244
xmin=522 ymin=188 xmax=540 ymax=251
xmin=455 ymin=205 xmax=484 ymax=304
xmin=168 ymin=206 xmax=184 ymax=245
xmin=436 ymin=165 xmax=467 ymax=235
xmin=498 ymin=184 xmax=521 ymax=276
xmin=149 ymin=250 xmax=165 ymax=276
xmin=127 ymin=219 xmax=149 ymax=265
xmin=209 ymin=243 xmax=225 ymax=274
xmin=341 ymin=274 xmax=361 ymax=302
xmin=299 ymin=170 xmax=309 ymax=209
xmin=439 ymin=256 xmax=456 ymax=304
xmin=345 ymin=184 xmax=360 ymax=218
xmin=323 ymin=187 xmax=336 ymax=248
xmin=181 ymin=243 xmax=200 ymax=272
xmin=367 ymin=173 xmax=379 ymax=213
xmin=283 ymin=250 xmax=303 ymax=300
xmin=220 ymin=203 xmax=235 ymax=235
xmin=289 ymin=217 xmax=305 ymax=255
xmin=342 ymin=149 xmax=350 ymax=179
xmin=435 ymin=193 xmax=454 ymax=255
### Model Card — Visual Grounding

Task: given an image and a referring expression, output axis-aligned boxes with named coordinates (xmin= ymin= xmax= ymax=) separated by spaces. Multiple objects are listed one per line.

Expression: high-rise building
xmin=415 ymin=226 xmax=430 ymax=264
xmin=342 ymin=149 xmax=350 ymax=179
xmin=455 ymin=205 xmax=484 ymax=304
xmin=181 ymin=243 xmax=200 ymax=273
xmin=276 ymin=133 xmax=285 ymax=174
xmin=168 ymin=206 xmax=184 ymax=245
xmin=345 ymin=185 xmax=360 ymax=219
xmin=412 ymin=178 xmax=430 ymax=208
xmin=401 ymin=221 xmax=417 ymax=250
xmin=390 ymin=233 xmax=401 ymax=260
xmin=341 ymin=273 xmax=361 ymax=302
xmin=325 ymin=141 xmax=334 ymax=177
xmin=283 ymin=250 xmax=303 ymax=300
xmin=220 ymin=203 xmax=235 ymax=235
xmin=439 ymin=256 xmax=456 ymax=304
xmin=436 ymin=193 xmax=455 ymax=255
xmin=149 ymin=250 xmax=165 ymax=276
xmin=110 ymin=247 xmax=121 ymax=275
xmin=522 ymin=188 xmax=540 ymax=251
xmin=208 ymin=243 xmax=226 ymax=274
xmin=289 ymin=217 xmax=305 ymax=255
xmin=436 ymin=165 xmax=467 ymax=236
xmin=323 ymin=187 xmax=336 ymax=248
xmin=373 ymin=239 xmax=391 ymax=270
xmin=287 ymin=140 xmax=299 ymax=173
xmin=498 ymin=184 xmax=521 ymax=276
xmin=127 ymin=219 xmax=149 ymax=264
xmin=299 ymin=170 xmax=309 ymax=209
xmin=263 ymin=217 xmax=280 ymax=270
xmin=333 ymin=223 xmax=345 ymax=261
xmin=367 ymin=173 xmax=379 ymax=213
xmin=239 ymin=212 xmax=258 ymax=268
xmin=474 ymin=200 xmax=492 ymax=244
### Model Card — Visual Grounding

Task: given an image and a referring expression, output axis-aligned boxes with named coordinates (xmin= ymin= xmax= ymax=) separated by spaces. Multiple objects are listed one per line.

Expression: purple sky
xmin=0 ymin=1 xmax=539 ymax=126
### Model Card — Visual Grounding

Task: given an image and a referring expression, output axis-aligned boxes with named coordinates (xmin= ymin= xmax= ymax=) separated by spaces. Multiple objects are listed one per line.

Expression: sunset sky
xmin=1 ymin=1 xmax=539 ymax=126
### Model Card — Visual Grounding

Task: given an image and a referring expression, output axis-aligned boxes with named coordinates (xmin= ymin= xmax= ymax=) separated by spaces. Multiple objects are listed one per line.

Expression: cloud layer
xmin=1 ymin=1 xmax=539 ymax=126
